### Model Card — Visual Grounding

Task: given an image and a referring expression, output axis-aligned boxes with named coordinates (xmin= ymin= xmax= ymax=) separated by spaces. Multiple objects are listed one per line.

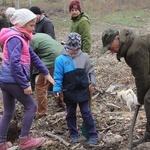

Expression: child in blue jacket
xmin=53 ymin=32 xmax=98 ymax=145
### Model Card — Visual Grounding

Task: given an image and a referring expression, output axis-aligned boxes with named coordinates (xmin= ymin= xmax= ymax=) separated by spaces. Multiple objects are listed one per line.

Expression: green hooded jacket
xmin=30 ymin=33 xmax=63 ymax=69
xmin=117 ymin=29 xmax=150 ymax=104
xmin=70 ymin=12 xmax=91 ymax=54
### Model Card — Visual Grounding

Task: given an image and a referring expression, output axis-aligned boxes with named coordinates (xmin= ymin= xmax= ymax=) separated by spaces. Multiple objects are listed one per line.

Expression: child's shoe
xmin=19 ymin=135 xmax=45 ymax=150
xmin=70 ymin=135 xmax=79 ymax=143
xmin=87 ymin=137 xmax=98 ymax=145
xmin=0 ymin=142 xmax=12 ymax=150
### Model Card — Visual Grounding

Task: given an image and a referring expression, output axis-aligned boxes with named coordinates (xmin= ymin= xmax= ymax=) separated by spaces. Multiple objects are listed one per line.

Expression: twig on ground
xmin=92 ymin=93 xmax=100 ymax=100
xmin=71 ymin=143 xmax=81 ymax=150
xmin=52 ymin=116 xmax=65 ymax=125
xmin=53 ymin=112 xmax=66 ymax=118
xmin=106 ymin=103 xmax=121 ymax=109
xmin=45 ymin=132 xmax=70 ymax=147
xmin=100 ymin=123 xmax=116 ymax=133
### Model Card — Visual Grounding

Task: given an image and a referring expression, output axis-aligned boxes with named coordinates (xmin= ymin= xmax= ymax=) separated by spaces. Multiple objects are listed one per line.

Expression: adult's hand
xmin=44 ymin=74 xmax=55 ymax=85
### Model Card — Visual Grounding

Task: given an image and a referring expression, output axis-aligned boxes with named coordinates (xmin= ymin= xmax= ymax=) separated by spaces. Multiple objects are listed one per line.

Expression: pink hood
xmin=0 ymin=28 xmax=22 ymax=45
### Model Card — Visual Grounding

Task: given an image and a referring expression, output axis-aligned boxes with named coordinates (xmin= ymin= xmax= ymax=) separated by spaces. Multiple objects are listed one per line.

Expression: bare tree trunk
xmin=80 ymin=0 xmax=84 ymax=10
xmin=2 ymin=0 xmax=6 ymax=6
xmin=28 ymin=0 xmax=31 ymax=8
xmin=63 ymin=0 xmax=66 ymax=14
xmin=14 ymin=0 xmax=19 ymax=9
xmin=118 ymin=0 xmax=125 ymax=5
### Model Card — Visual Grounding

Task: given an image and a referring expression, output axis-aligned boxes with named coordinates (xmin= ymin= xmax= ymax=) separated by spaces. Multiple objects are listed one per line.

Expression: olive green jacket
xmin=30 ymin=33 xmax=63 ymax=69
xmin=70 ymin=12 xmax=91 ymax=54
xmin=117 ymin=29 xmax=150 ymax=104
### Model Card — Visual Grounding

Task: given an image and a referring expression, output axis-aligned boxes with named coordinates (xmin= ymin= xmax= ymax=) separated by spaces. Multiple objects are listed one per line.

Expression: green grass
xmin=3 ymin=0 xmax=149 ymax=28
xmin=54 ymin=16 xmax=70 ymax=29
xmin=102 ymin=9 xmax=149 ymax=27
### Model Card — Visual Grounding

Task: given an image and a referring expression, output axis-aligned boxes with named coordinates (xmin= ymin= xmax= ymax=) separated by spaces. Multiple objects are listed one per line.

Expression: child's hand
xmin=24 ymin=86 xmax=32 ymax=95
xmin=44 ymin=74 xmax=55 ymax=85
xmin=89 ymin=84 xmax=94 ymax=94
xmin=55 ymin=92 xmax=60 ymax=100
xmin=55 ymin=93 xmax=65 ymax=108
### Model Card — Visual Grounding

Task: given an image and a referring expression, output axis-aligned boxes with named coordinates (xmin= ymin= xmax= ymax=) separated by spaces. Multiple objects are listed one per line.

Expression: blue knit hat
xmin=66 ymin=32 xmax=81 ymax=50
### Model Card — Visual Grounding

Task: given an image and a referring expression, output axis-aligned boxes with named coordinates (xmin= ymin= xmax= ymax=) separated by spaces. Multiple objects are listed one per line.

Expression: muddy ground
xmin=1 ymin=9 xmax=150 ymax=150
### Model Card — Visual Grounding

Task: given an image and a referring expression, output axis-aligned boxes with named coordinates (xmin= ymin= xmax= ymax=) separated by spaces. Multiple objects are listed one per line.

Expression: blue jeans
xmin=0 ymin=83 xmax=37 ymax=143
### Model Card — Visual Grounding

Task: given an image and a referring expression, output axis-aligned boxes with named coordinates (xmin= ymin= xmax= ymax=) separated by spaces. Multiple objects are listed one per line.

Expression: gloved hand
xmin=137 ymin=96 xmax=144 ymax=105
xmin=136 ymin=102 xmax=142 ymax=106
xmin=44 ymin=74 xmax=55 ymax=85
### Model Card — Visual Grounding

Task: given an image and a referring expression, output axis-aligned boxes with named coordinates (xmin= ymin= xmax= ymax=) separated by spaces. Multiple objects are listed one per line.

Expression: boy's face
xmin=68 ymin=49 xmax=79 ymax=55
xmin=70 ymin=8 xmax=80 ymax=17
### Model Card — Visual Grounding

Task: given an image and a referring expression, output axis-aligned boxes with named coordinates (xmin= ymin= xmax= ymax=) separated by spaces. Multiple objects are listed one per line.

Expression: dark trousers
xmin=0 ymin=83 xmax=37 ymax=143
xmin=144 ymin=88 xmax=150 ymax=135
xmin=66 ymin=100 xmax=98 ymax=138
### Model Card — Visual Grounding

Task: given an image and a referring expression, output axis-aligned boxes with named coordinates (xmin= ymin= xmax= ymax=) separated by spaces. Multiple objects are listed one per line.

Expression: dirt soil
xmin=1 ymin=10 xmax=150 ymax=150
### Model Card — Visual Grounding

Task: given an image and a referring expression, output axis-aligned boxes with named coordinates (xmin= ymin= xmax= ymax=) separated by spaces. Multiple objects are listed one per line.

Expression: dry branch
xmin=71 ymin=143 xmax=81 ymax=150
xmin=92 ymin=93 xmax=100 ymax=100
xmin=45 ymin=132 xmax=70 ymax=147
xmin=106 ymin=103 xmax=121 ymax=109
xmin=100 ymin=123 xmax=116 ymax=133
xmin=53 ymin=112 xmax=66 ymax=118
xmin=7 ymin=146 xmax=18 ymax=150
xmin=52 ymin=116 xmax=65 ymax=125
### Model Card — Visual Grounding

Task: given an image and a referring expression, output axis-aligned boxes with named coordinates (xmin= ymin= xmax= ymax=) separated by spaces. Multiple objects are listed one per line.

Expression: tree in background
xmin=5 ymin=0 xmax=32 ymax=9
xmin=2 ymin=0 xmax=6 ymax=6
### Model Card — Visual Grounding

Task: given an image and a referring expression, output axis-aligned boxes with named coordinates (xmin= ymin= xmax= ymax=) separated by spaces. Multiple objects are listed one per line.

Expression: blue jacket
xmin=53 ymin=47 xmax=96 ymax=103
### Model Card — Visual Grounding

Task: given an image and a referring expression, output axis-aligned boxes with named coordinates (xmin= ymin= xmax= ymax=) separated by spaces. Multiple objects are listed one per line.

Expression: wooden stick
xmin=106 ymin=103 xmax=121 ymax=109
xmin=45 ymin=132 xmax=70 ymax=147
xmin=53 ymin=112 xmax=66 ymax=118
xmin=52 ymin=116 xmax=65 ymax=125
xmin=71 ymin=143 xmax=81 ymax=150
xmin=100 ymin=123 xmax=116 ymax=133
xmin=7 ymin=146 xmax=18 ymax=150
xmin=92 ymin=93 xmax=100 ymax=100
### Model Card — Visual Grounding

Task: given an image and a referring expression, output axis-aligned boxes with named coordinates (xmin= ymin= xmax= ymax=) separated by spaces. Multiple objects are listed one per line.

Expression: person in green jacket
xmin=30 ymin=33 xmax=63 ymax=119
xmin=102 ymin=28 xmax=150 ymax=148
xmin=69 ymin=0 xmax=91 ymax=54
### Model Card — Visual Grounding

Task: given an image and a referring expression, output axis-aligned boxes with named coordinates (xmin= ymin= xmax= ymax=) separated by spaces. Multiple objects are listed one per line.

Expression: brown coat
xmin=117 ymin=29 xmax=150 ymax=104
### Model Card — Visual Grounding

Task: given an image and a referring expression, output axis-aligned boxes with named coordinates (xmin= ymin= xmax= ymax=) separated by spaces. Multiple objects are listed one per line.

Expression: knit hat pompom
xmin=5 ymin=7 xmax=15 ymax=19
xmin=69 ymin=0 xmax=81 ymax=12
xmin=66 ymin=32 xmax=81 ymax=50
xmin=8 ymin=8 xmax=36 ymax=27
